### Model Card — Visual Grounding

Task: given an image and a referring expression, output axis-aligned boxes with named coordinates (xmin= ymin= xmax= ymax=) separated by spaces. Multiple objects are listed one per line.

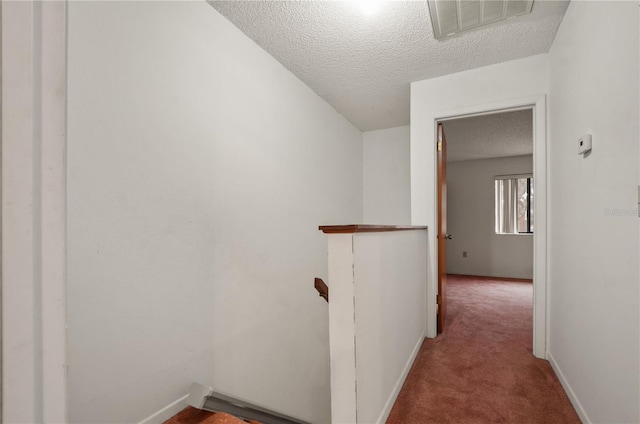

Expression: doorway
xmin=430 ymin=98 xmax=547 ymax=358
xmin=437 ymin=109 xmax=535 ymax=339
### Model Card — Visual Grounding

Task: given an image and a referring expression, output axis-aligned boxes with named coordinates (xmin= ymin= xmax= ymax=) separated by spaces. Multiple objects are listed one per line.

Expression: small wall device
xmin=578 ymin=134 xmax=592 ymax=155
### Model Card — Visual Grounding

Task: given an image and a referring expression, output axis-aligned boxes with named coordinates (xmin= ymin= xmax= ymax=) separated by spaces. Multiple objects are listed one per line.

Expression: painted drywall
xmin=353 ymin=231 xmax=427 ymax=423
xmin=447 ymin=155 xmax=533 ymax=279
xmin=363 ymin=125 xmax=411 ymax=224
xmin=66 ymin=2 xmax=362 ymax=423
xmin=410 ymin=54 xmax=548 ymax=341
xmin=547 ymin=2 xmax=639 ymax=423
xmin=326 ymin=230 xmax=427 ymax=424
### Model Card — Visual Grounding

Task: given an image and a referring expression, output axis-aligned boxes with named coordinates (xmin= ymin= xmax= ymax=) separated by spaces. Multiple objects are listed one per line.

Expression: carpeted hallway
xmin=386 ymin=274 xmax=581 ymax=424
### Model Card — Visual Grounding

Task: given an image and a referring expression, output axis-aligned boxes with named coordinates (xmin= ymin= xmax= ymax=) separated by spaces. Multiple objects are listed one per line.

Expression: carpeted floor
xmin=386 ymin=274 xmax=581 ymax=424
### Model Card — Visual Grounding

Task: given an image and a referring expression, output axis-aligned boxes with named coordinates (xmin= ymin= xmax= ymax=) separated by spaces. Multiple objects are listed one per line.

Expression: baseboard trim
xmin=375 ymin=332 xmax=425 ymax=424
xmin=138 ymin=394 xmax=189 ymax=424
xmin=547 ymin=351 xmax=591 ymax=424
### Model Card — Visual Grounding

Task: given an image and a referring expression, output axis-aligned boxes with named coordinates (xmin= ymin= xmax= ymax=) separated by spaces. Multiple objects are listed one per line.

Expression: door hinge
xmin=436 ymin=294 xmax=441 ymax=305
xmin=437 ymin=141 xmax=442 ymax=152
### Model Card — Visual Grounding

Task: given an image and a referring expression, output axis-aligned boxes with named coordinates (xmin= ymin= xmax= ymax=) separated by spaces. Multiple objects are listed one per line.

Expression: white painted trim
xmin=2 ymin=3 xmax=38 ymax=421
xmin=39 ymin=2 xmax=68 ymax=421
xmin=327 ymin=234 xmax=358 ymax=424
xmin=548 ymin=352 xmax=591 ymax=424
xmin=138 ymin=394 xmax=189 ymax=424
xmin=429 ymin=95 xmax=548 ymax=358
xmin=532 ymin=97 xmax=549 ymax=360
xmin=2 ymin=1 xmax=68 ymax=422
xmin=375 ymin=333 xmax=425 ymax=424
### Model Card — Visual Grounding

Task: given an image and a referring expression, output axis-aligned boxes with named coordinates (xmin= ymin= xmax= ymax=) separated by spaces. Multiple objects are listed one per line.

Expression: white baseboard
xmin=376 ymin=333 xmax=425 ymax=424
xmin=547 ymin=351 xmax=590 ymax=424
xmin=138 ymin=394 xmax=189 ymax=424
xmin=139 ymin=334 xmax=426 ymax=424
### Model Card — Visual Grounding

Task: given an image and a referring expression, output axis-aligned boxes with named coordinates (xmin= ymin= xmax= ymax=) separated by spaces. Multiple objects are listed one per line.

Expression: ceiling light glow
xmin=356 ymin=0 xmax=384 ymax=16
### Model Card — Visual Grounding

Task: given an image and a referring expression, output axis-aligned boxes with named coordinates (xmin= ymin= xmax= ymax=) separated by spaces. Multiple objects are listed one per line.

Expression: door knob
xmin=445 ymin=234 xmax=453 ymax=240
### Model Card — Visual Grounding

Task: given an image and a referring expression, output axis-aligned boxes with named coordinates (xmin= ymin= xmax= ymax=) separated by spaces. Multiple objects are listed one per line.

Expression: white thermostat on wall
xmin=578 ymin=134 xmax=592 ymax=155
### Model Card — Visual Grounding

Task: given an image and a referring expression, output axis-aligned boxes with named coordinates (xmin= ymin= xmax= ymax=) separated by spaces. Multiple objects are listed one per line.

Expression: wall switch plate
xmin=578 ymin=134 xmax=592 ymax=154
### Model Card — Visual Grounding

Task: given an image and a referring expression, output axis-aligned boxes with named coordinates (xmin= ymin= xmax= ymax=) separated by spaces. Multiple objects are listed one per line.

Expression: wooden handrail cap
xmin=319 ymin=224 xmax=428 ymax=234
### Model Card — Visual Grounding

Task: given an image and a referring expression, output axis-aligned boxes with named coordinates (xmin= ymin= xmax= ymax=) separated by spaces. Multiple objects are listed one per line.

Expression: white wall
xmin=67 ymin=2 xmax=362 ymax=423
xmin=326 ymin=230 xmax=427 ymax=424
xmin=447 ymin=155 xmax=533 ymax=279
xmin=547 ymin=2 xmax=639 ymax=423
xmin=410 ymin=54 xmax=548 ymax=347
xmin=363 ymin=126 xmax=411 ymax=224
xmin=353 ymin=231 xmax=427 ymax=424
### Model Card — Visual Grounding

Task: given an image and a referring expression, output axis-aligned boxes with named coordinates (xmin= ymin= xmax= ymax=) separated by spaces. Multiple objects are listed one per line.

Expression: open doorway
xmin=436 ymin=107 xmax=539 ymax=352
xmin=442 ymin=109 xmax=534 ymax=279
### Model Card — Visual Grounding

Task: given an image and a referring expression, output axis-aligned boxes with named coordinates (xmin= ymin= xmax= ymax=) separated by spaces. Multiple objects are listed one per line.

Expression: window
xmin=495 ymin=175 xmax=533 ymax=234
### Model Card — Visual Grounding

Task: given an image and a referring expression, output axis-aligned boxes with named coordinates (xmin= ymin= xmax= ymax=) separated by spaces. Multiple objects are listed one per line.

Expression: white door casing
xmin=414 ymin=94 xmax=548 ymax=358
xmin=2 ymin=1 xmax=67 ymax=422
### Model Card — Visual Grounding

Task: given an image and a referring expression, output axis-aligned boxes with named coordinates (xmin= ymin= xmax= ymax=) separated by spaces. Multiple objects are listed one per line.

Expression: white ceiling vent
xmin=428 ymin=0 xmax=534 ymax=40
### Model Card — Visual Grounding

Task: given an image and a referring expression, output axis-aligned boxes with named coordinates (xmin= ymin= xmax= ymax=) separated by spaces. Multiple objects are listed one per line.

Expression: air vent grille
xmin=428 ymin=0 xmax=534 ymax=40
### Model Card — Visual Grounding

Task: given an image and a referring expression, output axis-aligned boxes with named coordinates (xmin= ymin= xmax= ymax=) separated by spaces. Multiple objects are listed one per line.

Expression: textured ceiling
xmin=443 ymin=109 xmax=532 ymax=162
xmin=208 ymin=0 xmax=569 ymax=131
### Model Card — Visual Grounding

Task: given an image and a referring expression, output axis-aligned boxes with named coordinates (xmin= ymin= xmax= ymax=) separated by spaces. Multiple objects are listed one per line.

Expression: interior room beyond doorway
xmin=442 ymin=109 xmax=534 ymax=281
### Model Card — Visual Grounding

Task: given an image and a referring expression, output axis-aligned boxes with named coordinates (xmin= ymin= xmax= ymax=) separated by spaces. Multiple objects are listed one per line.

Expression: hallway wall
xmin=547 ymin=2 xmax=639 ymax=423
xmin=363 ymin=125 xmax=411 ymax=225
xmin=66 ymin=2 xmax=362 ymax=423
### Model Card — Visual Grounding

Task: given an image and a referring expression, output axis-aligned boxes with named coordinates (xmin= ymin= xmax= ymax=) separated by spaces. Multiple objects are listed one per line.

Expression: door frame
xmin=430 ymin=95 xmax=547 ymax=358
xmin=2 ymin=2 xmax=68 ymax=422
